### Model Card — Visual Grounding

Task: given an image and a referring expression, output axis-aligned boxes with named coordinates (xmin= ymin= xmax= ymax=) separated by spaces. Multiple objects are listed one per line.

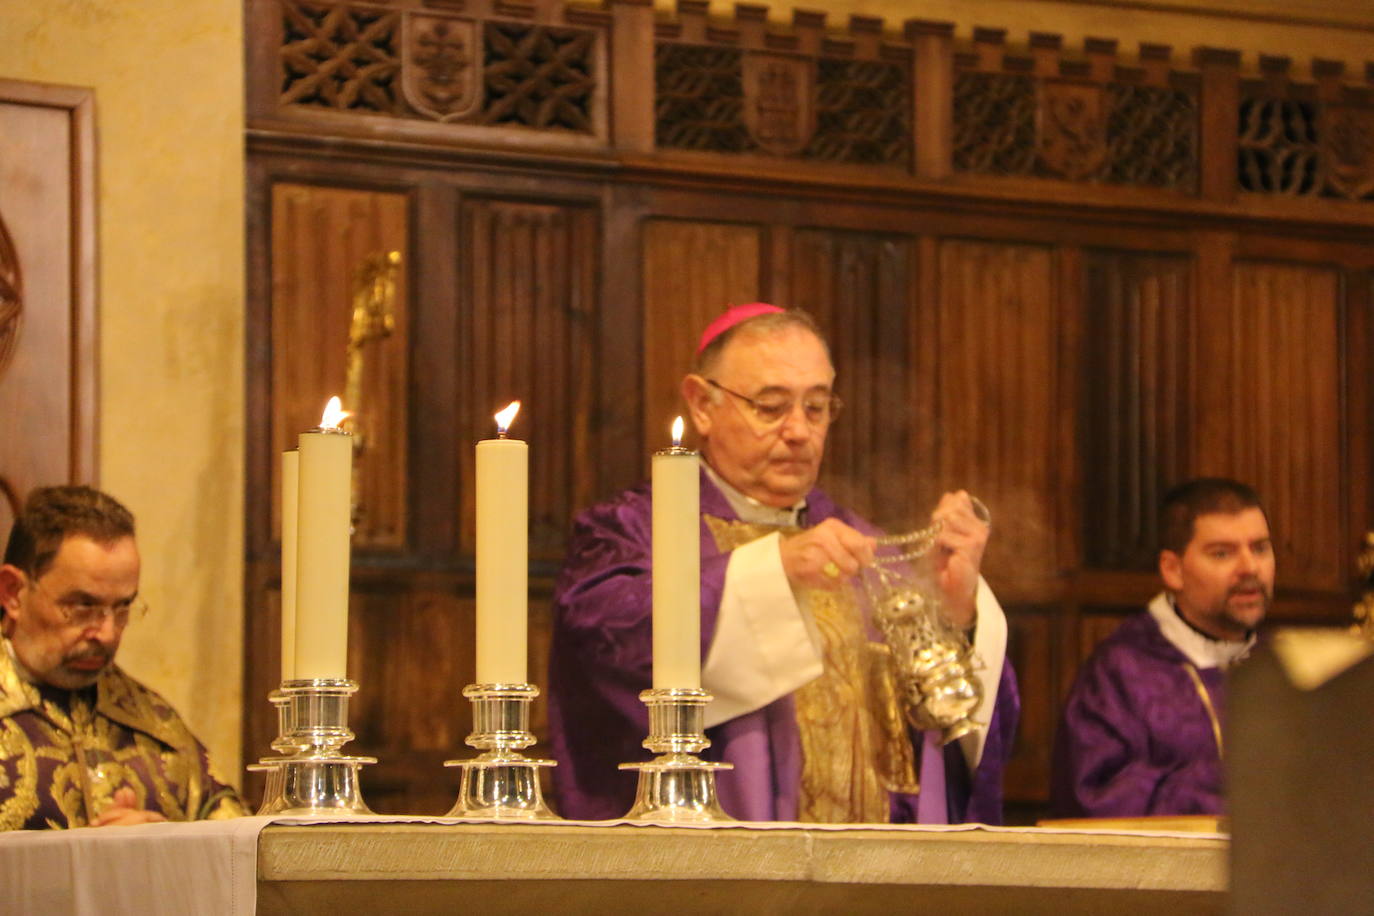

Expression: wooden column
xmin=1194 ymin=47 xmax=1241 ymax=202
xmin=610 ymin=0 xmax=655 ymax=152
xmin=906 ymin=19 xmax=954 ymax=181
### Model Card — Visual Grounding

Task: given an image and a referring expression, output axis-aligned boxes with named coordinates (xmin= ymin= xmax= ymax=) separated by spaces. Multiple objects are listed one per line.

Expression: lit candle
xmin=652 ymin=417 xmax=700 ymax=689
xmin=281 ymin=448 xmax=299 ymax=681
xmin=476 ymin=400 xmax=528 ymax=684
xmin=294 ymin=397 xmax=353 ymax=680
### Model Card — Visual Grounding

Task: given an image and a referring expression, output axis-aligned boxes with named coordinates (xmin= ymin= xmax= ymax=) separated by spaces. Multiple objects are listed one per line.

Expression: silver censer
xmin=868 ymin=498 xmax=991 ymax=744
xmin=252 ymin=678 xmax=376 ymax=815
xmin=445 ymin=683 xmax=558 ymax=819
xmin=619 ymin=687 xmax=734 ymax=823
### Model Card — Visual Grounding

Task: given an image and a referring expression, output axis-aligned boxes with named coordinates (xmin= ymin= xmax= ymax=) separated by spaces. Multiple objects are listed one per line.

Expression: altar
xmin=256 ymin=822 xmax=1226 ymax=915
xmin=0 ymin=816 xmax=1227 ymax=915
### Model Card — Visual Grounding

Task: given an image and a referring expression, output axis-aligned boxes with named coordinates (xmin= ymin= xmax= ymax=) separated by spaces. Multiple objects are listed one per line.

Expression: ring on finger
xmin=822 ymin=561 xmax=841 ymax=579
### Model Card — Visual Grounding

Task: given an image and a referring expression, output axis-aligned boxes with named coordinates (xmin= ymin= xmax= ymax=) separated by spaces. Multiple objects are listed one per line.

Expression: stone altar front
xmin=257 ymin=822 xmax=1226 ymax=915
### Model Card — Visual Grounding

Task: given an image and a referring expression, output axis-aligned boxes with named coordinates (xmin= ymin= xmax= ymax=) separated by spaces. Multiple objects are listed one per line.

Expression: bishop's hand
xmin=779 ymin=518 xmax=876 ymax=590
xmin=930 ymin=490 xmax=990 ymax=630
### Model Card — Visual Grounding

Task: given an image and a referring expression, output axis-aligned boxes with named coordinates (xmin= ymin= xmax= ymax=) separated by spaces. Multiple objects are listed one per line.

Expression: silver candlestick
xmin=252 ymin=678 xmax=376 ymax=816
xmin=445 ymin=683 xmax=558 ymax=819
xmin=619 ymin=687 xmax=734 ymax=823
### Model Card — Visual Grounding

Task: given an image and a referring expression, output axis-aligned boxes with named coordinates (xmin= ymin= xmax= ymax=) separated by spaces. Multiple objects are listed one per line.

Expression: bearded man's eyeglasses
xmin=705 ymin=378 xmax=843 ymax=428
xmin=28 ymin=578 xmax=147 ymax=629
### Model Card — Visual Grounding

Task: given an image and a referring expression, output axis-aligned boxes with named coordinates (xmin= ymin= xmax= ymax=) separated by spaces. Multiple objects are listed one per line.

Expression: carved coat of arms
xmin=742 ymin=52 xmax=815 ymax=156
xmin=1037 ymin=80 xmax=1108 ymax=181
xmin=401 ymin=13 xmax=481 ymax=122
xmin=1323 ymin=104 xmax=1374 ymax=201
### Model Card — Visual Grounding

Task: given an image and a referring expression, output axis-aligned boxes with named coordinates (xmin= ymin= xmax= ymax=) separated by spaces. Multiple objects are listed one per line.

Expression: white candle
xmin=476 ymin=400 xmax=528 ymax=684
xmin=652 ymin=417 xmax=700 ymax=689
xmin=281 ymin=448 xmax=299 ymax=682
xmin=294 ymin=397 xmax=353 ymax=680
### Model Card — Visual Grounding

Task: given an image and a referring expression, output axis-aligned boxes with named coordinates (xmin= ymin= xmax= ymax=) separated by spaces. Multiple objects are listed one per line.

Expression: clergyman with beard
xmin=1051 ymin=477 xmax=1274 ymax=817
xmin=0 ymin=485 xmax=244 ymax=829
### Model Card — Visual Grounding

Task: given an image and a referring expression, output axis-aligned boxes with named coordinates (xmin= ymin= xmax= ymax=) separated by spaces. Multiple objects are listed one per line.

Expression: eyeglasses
xmin=705 ymin=378 xmax=843 ymax=429
xmin=27 ymin=578 xmax=147 ymax=629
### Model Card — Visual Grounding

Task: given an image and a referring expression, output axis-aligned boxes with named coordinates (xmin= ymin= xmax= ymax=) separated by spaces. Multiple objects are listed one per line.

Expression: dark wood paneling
xmin=934 ymin=239 xmax=1059 ymax=597
xmin=1197 ymin=261 xmax=1344 ymax=593
xmin=457 ymin=198 xmax=599 ymax=563
xmin=641 ymin=219 xmax=761 ymax=455
xmin=1077 ymin=607 xmax=1137 ymax=663
xmin=1081 ymin=250 xmax=1191 ymax=571
xmin=270 ymin=182 xmax=410 ymax=549
xmin=1004 ymin=606 xmax=1056 ymax=803
xmin=792 ymin=229 xmax=914 ymax=529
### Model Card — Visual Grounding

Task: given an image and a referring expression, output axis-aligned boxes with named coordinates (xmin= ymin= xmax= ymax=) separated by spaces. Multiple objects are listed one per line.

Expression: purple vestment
xmin=1051 ymin=610 xmax=1228 ymax=817
xmin=0 ymin=646 xmax=245 ymax=830
xmin=548 ymin=469 xmax=1019 ymax=823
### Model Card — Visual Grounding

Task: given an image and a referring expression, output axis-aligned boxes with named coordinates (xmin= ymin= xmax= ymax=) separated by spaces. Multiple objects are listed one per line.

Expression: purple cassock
xmin=1051 ymin=606 xmax=1230 ymax=817
xmin=548 ymin=468 xmax=1020 ymax=823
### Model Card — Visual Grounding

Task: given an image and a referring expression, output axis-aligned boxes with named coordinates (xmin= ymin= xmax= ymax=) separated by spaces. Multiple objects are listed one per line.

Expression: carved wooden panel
xmin=953 ymin=71 xmax=1036 ymax=177
xmin=1003 ymin=606 xmax=1055 ymax=808
xmin=653 ymin=36 xmax=910 ymax=165
xmin=343 ymin=585 xmax=557 ymax=815
xmin=641 ymin=220 xmax=761 ymax=455
xmin=1238 ymin=90 xmax=1321 ymax=196
xmin=1193 ymin=261 xmax=1345 ymax=592
xmin=270 ymin=182 xmax=410 ymax=549
xmin=457 ymin=198 xmax=599 ymax=562
xmin=1081 ymin=250 xmax=1191 ymax=571
xmin=277 ymin=0 xmax=605 ymax=136
xmin=1238 ymin=68 xmax=1374 ymax=201
xmin=933 ymin=239 xmax=1058 ymax=593
xmin=0 ymin=81 xmax=96 ymax=538
xmin=789 ymin=229 xmax=914 ymax=528
xmin=1076 ymin=608 xmax=1135 ymax=660
xmin=346 ymin=587 xmax=468 ymax=814
xmin=952 ymin=52 xmax=1197 ymax=190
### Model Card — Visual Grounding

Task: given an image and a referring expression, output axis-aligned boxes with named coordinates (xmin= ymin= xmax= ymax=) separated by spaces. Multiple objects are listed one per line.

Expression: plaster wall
xmin=1 ymin=0 xmax=246 ymax=784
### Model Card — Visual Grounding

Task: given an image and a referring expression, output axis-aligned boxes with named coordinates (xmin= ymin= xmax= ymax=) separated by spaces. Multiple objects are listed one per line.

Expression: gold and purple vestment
xmin=0 ymin=642 xmax=245 ymax=830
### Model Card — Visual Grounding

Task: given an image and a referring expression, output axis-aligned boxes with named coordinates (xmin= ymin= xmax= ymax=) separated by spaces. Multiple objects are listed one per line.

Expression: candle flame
xmin=319 ymin=396 xmax=349 ymax=430
xmin=495 ymin=400 xmax=521 ymax=435
xmin=671 ymin=416 xmax=684 ymax=447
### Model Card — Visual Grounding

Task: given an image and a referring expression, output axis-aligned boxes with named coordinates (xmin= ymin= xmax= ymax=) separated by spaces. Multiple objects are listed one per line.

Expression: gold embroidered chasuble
xmin=704 ymin=515 xmax=919 ymax=823
xmin=0 ymin=641 xmax=245 ymax=830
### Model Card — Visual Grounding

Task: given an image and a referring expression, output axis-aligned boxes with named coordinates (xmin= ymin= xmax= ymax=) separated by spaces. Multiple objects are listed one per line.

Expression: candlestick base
xmin=444 ymin=683 xmax=559 ymax=819
xmin=618 ymin=687 xmax=734 ymax=823
xmin=252 ymin=678 xmax=377 ymax=816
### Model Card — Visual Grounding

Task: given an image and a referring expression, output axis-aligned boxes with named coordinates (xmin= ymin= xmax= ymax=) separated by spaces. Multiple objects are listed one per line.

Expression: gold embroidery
xmin=793 ymin=586 xmax=891 ymax=822
xmin=1182 ymin=663 xmax=1224 ymax=759
xmin=0 ymin=719 xmax=38 ymax=830
xmin=0 ymin=648 xmax=42 ymax=720
xmin=1 ymin=641 xmax=241 ymax=828
xmin=200 ymin=788 xmax=249 ymax=820
xmin=703 ymin=515 xmax=918 ymax=823
xmin=863 ymin=642 xmax=920 ymax=794
xmin=48 ymin=759 xmax=88 ymax=827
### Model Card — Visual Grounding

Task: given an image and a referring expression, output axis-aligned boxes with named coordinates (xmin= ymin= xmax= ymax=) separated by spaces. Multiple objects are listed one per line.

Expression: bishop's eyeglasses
xmin=28 ymin=578 xmax=148 ymax=628
xmin=705 ymin=378 xmax=843 ymax=428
